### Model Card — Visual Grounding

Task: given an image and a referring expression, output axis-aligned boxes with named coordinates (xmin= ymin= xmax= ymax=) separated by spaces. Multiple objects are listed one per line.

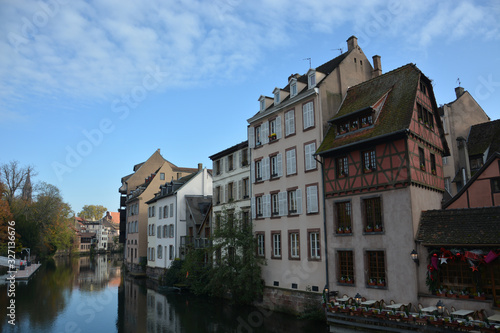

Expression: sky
xmin=1 ymin=0 xmax=499 ymax=216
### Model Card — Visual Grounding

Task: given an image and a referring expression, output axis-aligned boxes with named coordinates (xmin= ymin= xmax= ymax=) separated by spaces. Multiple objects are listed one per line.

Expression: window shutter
xmin=287 ymin=149 xmax=296 ymax=175
xmin=248 ymin=127 xmax=255 ymax=148
xmin=278 ymin=191 xmax=287 ymax=216
xmin=262 ymin=122 xmax=269 ymax=144
xmin=251 ymin=197 xmax=256 ymax=219
xmin=262 ymin=157 xmax=270 ymax=180
xmin=277 ymin=153 xmax=283 ymax=177
xmin=224 ymin=184 xmax=228 ymax=203
xmin=276 ymin=115 xmax=282 ymax=139
xmin=238 ymin=180 xmax=242 ymax=200
xmin=225 ymin=157 xmax=229 ymax=172
xmin=307 ymin=186 xmax=318 ymax=213
xmin=263 ymin=194 xmax=271 ymax=218
xmin=233 ymin=182 xmax=237 ymax=201
xmin=296 ymin=189 xmax=302 ymax=214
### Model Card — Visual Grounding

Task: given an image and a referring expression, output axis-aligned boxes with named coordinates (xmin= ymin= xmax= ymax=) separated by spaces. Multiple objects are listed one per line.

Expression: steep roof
xmin=209 ymin=141 xmax=248 ymax=161
xmin=317 ymin=64 xmax=424 ymax=154
xmin=145 ymin=171 xmax=199 ymax=204
xmin=185 ymin=196 xmax=212 ymax=226
xmin=416 ymin=207 xmax=500 ymax=246
xmin=248 ymin=50 xmax=352 ymax=121
xmin=467 ymin=119 xmax=500 ymax=158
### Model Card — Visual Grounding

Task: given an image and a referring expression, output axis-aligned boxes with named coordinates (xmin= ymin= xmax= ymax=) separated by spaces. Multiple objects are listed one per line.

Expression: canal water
xmin=0 ymin=254 xmax=367 ymax=332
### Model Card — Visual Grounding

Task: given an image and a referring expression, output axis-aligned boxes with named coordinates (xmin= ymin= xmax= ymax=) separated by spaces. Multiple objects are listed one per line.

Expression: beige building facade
xmin=247 ymin=36 xmax=378 ymax=309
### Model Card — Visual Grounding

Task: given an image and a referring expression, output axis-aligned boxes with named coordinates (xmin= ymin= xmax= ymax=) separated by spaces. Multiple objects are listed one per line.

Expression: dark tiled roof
xmin=416 ymin=207 xmax=500 ymax=245
xmin=185 ymin=196 xmax=212 ymax=226
xmin=209 ymin=141 xmax=248 ymax=160
xmin=467 ymin=119 xmax=500 ymax=158
xmin=317 ymin=64 xmax=422 ymax=154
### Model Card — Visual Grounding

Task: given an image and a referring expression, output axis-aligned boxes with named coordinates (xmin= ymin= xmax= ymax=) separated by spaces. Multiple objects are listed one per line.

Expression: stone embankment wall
xmin=146 ymin=266 xmax=166 ymax=281
xmin=256 ymin=287 xmax=322 ymax=315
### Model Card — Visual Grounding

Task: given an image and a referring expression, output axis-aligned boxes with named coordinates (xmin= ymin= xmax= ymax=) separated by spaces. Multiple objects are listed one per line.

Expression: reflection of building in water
xmin=146 ymin=289 xmax=182 ymax=332
xmin=75 ymin=254 xmax=122 ymax=291
xmin=123 ymin=278 xmax=147 ymax=333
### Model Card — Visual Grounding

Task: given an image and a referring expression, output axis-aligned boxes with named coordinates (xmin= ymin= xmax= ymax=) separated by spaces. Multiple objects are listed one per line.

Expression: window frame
xmin=308 ymin=229 xmax=321 ymax=261
xmin=336 ymin=156 xmax=349 ymax=177
xmin=304 ymin=141 xmax=317 ymax=171
xmin=288 ymin=230 xmax=300 ymax=260
xmin=337 ymin=250 xmax=354 ymax=284
xmin=363 ymin=197 xmax=383 ymax=232
xmin=257 ymin=232 xmax=265 ymax=257
xmin=366 ymin=250 xmax=387 ymax=287
xmin=271 ymin=231 xmax=281 ymax=259
xmin=284 ymin=109 xmax=296 ymax=137
xmin=306 ymin=184 xmax=319 ymax=214
xmin=336 ymin=201 xmax=352 ymax=234
xmin=362 ymin=149 xmax=377 ymax=172
xmin=302 ymin=101 xmax=315 ymax=130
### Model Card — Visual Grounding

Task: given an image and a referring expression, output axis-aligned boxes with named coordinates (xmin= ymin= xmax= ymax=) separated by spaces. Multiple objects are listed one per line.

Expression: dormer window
xmin=274 ymin=92 xmax=280 ymax=104
xmin=260 ymin=98 xmax=265 ymax=111
xmin=290 ymin=80 xmax=297 ymax=97
xmin=308 ymin=72 xmax=316 ymax=88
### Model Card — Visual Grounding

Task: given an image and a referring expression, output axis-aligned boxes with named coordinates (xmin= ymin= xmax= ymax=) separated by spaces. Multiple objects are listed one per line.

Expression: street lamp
xmin=354 ymin=293 xmax=362 ymax=305
xmin=411 ymin=249 xmax=419 ymax=265
xmin=436 ymin=300 xmax=444 ymax=315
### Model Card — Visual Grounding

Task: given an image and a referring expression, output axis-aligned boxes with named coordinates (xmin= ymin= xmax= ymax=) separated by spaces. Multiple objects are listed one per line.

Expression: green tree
xmin=78 ymin=204 xmax=107 ymax=221
xmin=183 ymin=205 xmax=265 ymax=304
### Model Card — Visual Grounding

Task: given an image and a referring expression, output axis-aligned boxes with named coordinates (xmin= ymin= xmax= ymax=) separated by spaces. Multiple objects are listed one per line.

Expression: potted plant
xmin=459 ymin=289 xmax=470 ymax=299
xmin=268 ymin=133 xmax=277 ymax=141
xmin=365 ymin=225 xmax=373 ymax=232
xmin=474 ymin=291 xmax=486 ymax=300
xmin=344 ymin=226 xmax=352 ymax=234
xmin=368 ymin=278 xmax=377 ymax=286
xmin=337 ymin=227 xmax=344 ymax=234
xmin=431 ymin=169 xmax=436 ymax=175
xmin=340 ymin=276 xmax=346 ymax=283
xmin=377 ymin=278 xmax=385 ymax=287
xmin=446 ymin=290 xmax=457 ymax=298
xmin=374 ymin=224 xmax=383 ymax=232
xmin=420 ymin=164 xmax=425 ymax=171
xmin=436 ymin=288 xmax=446 ymax=297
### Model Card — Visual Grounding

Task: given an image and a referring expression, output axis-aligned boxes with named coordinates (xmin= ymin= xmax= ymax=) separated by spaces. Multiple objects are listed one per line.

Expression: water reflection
xmin=1 ymin=255 xmax=355 ymax=332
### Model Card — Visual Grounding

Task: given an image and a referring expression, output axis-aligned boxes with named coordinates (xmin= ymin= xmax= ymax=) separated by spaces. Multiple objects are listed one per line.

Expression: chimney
xmin=372 ymin=55 xmax=382 ymax=77
xmin=198 ymin=163 xmax=203 ymax=171
xmin=455 ymin=86 xmax=464 ymax=99
xmin=347 ymin=36 xmax=358 ymax=52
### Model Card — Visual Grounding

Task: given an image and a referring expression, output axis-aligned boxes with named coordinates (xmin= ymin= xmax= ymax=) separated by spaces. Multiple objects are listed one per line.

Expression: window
xmin=159 ymin=206 xmax=162 ymax=219
xmin=256 ymin=196 xmax=263 ymax=217
xmin=255 ymin=126 xmax=262 ymax=146
xmin=288 ymin=190 xmax=297 ymax=214
xmin=163 ymin=225 xmax=167 ymax=238
xmin=470 ymin=157 xmax=483 ymax=170
xmin=308 ymin=230 xmax=320 ymax=260
xmin=430 ymin=153 xmax=436 ymax=174
xmin=337 ymin=156 xmax=348 ymax=177
xmin=362 ymin=149 xmax=376 ymax=172
xmin=271 ymin=193 xmax=279 ymax=216
xmin=285 ymin=110 xmax=295 ymax=136
xmin=160 ymin=173 xmax=165 ymax=180
xmin=215 ymin=186 xmax=222 ymax=204
xmin=417 ymin=103 xmax=423 ymax=122
xmin=306 ymin=185 xmax=318 ymax=214
xmin=255 ymin=160 xmax=262 ymax=181
xmin=241 ymin=149 xmax=248 ymax=166
xmin=274 ymin=91 xmax=280 ymax=104
xmin=303 ymin=101 xmax=314 ymax=130
xmin=444 ymin=177 xmax=451 ymax=193
xmin=270 ymin=154 xmax=282 ymax=178
xmin=242 ymin=178 xmax=249 ymax=198
xmin=152 ymin=224 xmax=155 ymax=236
xmin=361 ymin=114 xmax=373 ymax=127
xmin=260 ymin=98 xmax=265 ymax=111
xmin=227 ymin=182 xmax=234 ymax=201
xmin=164 ymin=206 xmax=168 ymax=219
xmin=492 ymin=178 xmax=500 ymax=193
xmin=157 ymin=226 xmax=161 ymax=238
xmin=367 ymin=251 xmax=386 ymax=286
xmin=169 ymin=224 xmax=174 ymax=238
xmin=291 ymin=82 xmax=297 ymax=97
xmin=336 ymin=201 xmax=351 ymax=233
xmin=443 ymin=156 xmax=448 ymax=165
xmin=215 ymin=159 xmax=222 ymax=175
xmin=170 ymin=204 xmax=173 ymax=217
xmin=419 ymin=147 xmax=426 ymax=171
xmin=289 ymin=231 xmax=300 ymax=259
xmin=308 ymin=73 xmax=316 ymax=87
xmin=228 ymin=155 xmax=234 ymax=171
xmin=269 ymin=118 xmax=277 ymax=141
xmin=420 ymin=81 xmax=427 ymax=95
xmin=257 ymin=233 xmax=265 ymax=257
xmin=157 ymin=245 xmax=162 ymax=259
xmin=169 ymin=245 xmax=174 ymax=260
xmin=272 ymin=232 xmax=281 ymax=258
xmin=338 ymin=251 xmax=354 ymax=283
xmin=304 ymin=142 xmax=317 ymax=171
xmin=286 ymin=148 xmax=297 ymax=175
xmin=364 ymin=197 xmax=382 ymax=231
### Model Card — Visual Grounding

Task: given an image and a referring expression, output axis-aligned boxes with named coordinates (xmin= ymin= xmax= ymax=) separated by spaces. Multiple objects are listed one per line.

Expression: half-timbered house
xmin=316 ymin=64 xmax=449 ymax=305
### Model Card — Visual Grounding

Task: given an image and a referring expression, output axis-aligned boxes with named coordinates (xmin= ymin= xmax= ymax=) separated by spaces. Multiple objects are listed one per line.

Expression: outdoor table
xmin=451 ymin=309 xmax=474 ymax=317
xmin=386 ymin=303 xmax=405 ymax=310
xmin=360 ymin=300 xmax=377 ymax=306
xmin=487 ymin=314 xmax=500 ymax=323
xmin=421 ymin=306 xmax=437 ymax=313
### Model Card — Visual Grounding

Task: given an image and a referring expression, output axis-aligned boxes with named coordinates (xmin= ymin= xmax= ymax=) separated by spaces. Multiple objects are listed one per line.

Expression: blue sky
xmin=1 ymin=0 xmax=499 ymax=215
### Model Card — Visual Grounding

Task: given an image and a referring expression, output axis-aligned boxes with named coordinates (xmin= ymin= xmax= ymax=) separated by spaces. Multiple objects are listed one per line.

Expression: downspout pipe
xmin=314 ymin=155 xmax=329 ymax=291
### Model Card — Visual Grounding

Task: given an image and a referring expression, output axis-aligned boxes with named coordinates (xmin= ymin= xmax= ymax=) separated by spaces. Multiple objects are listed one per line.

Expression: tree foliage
xmin=180 ymin=204 xmax=265 ymax=304
xmin=78 ymin=204 xmax=107 ymax=221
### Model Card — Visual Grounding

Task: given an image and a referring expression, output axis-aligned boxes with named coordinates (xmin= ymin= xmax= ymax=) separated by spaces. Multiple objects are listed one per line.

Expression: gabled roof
xmin=317 ymin=64 xmax=423 ymax=154
xmin=145 ymin=171 xmax=199 ymax=204
xmin=467 ymin=119 xmax=500 ymax=158
xmin=416 ymin=207 xmax=500 ymax=246
xmin=209 ymin=141 xmax=248 ymax=160
xmin=443 ymin=152 xmax=500 ymax=208
xmin=248 ymin=50 xmax=352 ymax=122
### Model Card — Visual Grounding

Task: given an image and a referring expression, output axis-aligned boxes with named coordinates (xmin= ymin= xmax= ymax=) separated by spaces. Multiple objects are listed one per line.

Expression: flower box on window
xmin=344 ymin=227 xmax=352 ymax=234
xmin=420 ymin=164 xmax=425 ymax=171
xmin=431 ymin=169 xmax=436 ymax=175
xmin=365 ymin=225 xmax=373 ymax=232
xmin=374 ymin=225 xmax=383 ymax=232
xmin=268 ymin=133 xmax=277 ymax=141
xmin=368 ymin=278 xmax=376 ymax=286
xmin=337 ymin=227 xmax=344 ymax=234
xmin=377 ymin=279 xmax=385 ymax=287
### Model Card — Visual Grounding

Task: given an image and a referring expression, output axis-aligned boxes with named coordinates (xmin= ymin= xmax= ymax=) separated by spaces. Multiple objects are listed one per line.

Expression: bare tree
xmin=0 ymin=161 xmax=37 ymax=205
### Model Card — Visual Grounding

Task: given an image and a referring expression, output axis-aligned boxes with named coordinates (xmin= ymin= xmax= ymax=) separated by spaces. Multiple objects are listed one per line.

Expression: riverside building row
xmin=119 ymin=36 xmax=500 ymax=313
